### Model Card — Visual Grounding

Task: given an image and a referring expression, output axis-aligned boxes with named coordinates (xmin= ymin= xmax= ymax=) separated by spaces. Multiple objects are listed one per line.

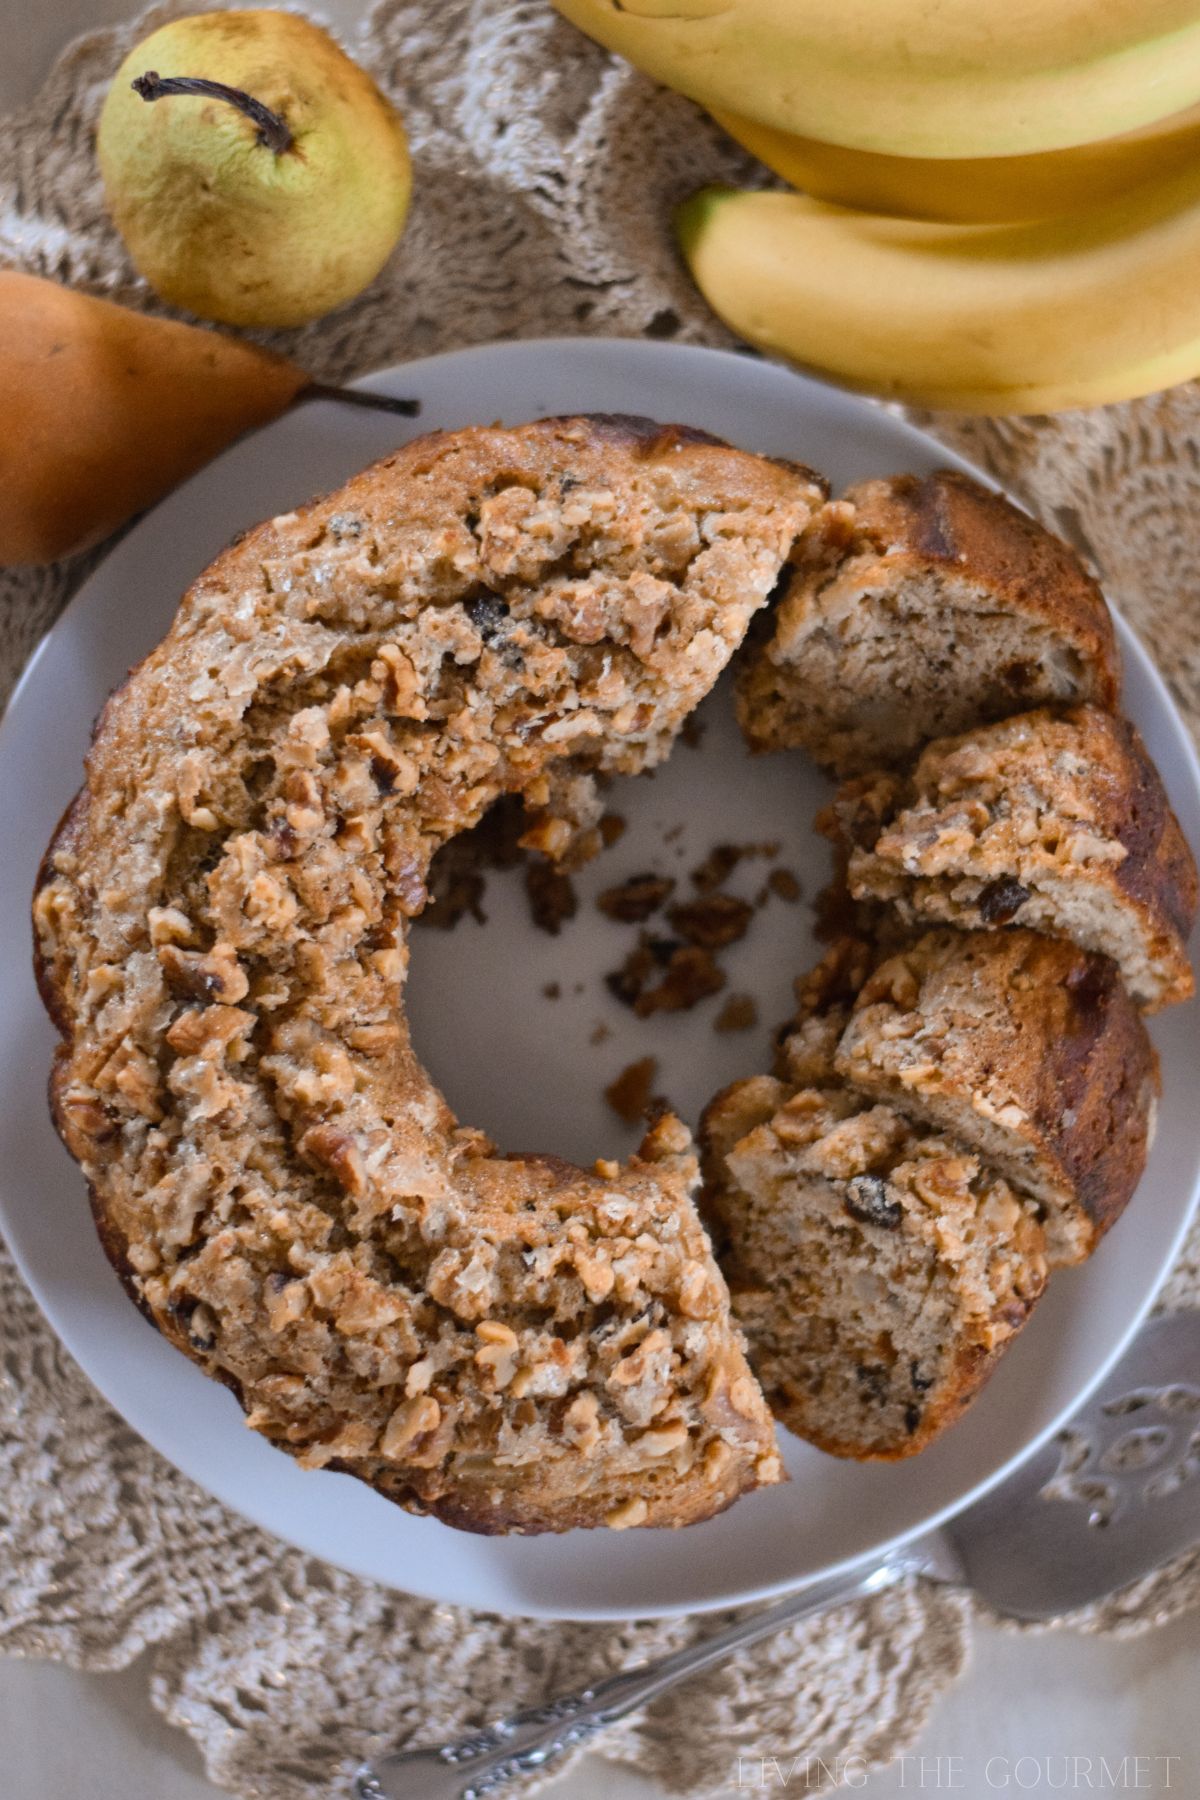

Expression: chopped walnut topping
xmin=266 ymin=1276 xmax=309 ymax=1332
xmin=474 ymin=1319 xmax=520 ymax=1388
xmin=381 ymin=1395 xmax=442 ymax=1458
xmin=861 ymin=956 xmax=920 ymax=1011
xmin=476 ymin=1319 xmax=519 ymax=1347
xmin=677 ymin=1261 xmax=714 ymax=1319
xmin=147 ymin=906 xmax=196 ymax=947
xmin=638 ymin=1419 xmax=689 ymax=1457
xmin=158 ymin=942 xmax=249 ymax=1004
xmin=35 ymin=417 xmax=813 ymax=1534
xmin=563 ymin=1390 xmax=602 ymax=1455
xmin=165 ymin=1004 xmax=254 ymax=1057
xmin=105 ymin=1044 xmax=163 ymax=1121
xmin=300 ymin=1124 xmax=368 ymax=1196
xmin=605 ymin=1495 xmax=649 ymax=1530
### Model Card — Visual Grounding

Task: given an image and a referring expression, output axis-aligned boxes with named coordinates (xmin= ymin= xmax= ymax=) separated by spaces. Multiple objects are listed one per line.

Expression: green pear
xmin=97 ymin=10 xmax=412 ymax=328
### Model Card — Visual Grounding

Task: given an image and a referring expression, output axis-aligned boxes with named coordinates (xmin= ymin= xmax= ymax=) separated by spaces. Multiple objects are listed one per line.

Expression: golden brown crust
xmin=1106 ymin=713 xmax=1199 ymax=948
xmin=845 ymin=472 xmax=1121 ymax=705
xmin=34 ymin=414 xmax=826 ymax=1534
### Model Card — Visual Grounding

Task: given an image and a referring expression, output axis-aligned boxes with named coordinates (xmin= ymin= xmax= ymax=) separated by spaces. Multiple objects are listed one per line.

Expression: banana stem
xmin=131 ymin=71 xmax=294 ymax=156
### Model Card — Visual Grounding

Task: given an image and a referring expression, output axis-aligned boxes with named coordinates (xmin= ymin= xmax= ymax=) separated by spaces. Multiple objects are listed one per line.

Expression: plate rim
xmin=2 ymin=333 xmax=1198 ymax=1620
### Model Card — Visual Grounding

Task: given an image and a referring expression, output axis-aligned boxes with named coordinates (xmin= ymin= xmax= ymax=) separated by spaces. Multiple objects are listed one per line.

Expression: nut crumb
xmin=605 ymin=934 xmax=726 ymax=1015
xmin=668 ymin=892 xmax=754 ymax=949
xmin=714 ymin=993 xmax=758 ymax=1033
xmin=524 ymin=861 xmax=578 ymax=935
xmin=690 ymin=844 xmax=741 ymax=893
xmin=605 ymin=936 xmax=660 ymax=1008
xmin=767 ymin=867 xmax=802 ymax=903
xmin=636 ymin=945 xmax=725 ymax=1016
xmin=597 ymin=872 xmax=675 ymax=923
xmin=605 ymin=1496 xmax=648 ymax=1530
xmin=690 ymin=840 xmax=780 ymax=893
xmin=604 ymin=1056 xmax=661 ymax=1125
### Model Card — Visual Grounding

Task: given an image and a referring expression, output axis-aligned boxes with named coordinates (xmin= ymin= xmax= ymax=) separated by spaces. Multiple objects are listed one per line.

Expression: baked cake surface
xmin=34 ymin=415 xmax=828 ymax=1533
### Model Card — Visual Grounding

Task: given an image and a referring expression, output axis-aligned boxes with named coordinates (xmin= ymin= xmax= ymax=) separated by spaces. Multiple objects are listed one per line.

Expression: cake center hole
xmin=403 ymin=679 xmax=833 ymax=1165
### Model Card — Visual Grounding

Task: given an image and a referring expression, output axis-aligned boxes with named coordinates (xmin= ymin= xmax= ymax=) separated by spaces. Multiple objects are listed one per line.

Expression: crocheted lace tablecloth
xmin=0 ymin=6 xmax=1197 ymax=1795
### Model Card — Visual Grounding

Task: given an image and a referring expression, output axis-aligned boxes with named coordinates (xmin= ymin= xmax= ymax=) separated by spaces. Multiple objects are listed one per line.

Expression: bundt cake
xmin=820 ymin=706 xmax=1198 ymax=1011
xmin=35 ymin=412 xmax=1190 ymax=1506
xmin=34 ymin=415 xmax=828 ymax=1534
xmin=737 ymin=470 xmax=1121 ymax=775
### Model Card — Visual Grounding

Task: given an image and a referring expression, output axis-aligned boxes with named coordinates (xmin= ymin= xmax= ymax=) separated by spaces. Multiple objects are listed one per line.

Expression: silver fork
xmin=356 ymin=1311 xmax=1200 ymax=1800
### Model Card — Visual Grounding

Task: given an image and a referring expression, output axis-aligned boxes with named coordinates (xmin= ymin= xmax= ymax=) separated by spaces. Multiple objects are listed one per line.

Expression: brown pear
xmin=0 ymin=272 xmax=308 ymax=565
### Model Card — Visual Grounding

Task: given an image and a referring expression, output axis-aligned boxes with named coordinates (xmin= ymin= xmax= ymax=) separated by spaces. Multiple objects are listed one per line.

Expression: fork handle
xmin=354 ymin=1551 xmax=929 ymax=1800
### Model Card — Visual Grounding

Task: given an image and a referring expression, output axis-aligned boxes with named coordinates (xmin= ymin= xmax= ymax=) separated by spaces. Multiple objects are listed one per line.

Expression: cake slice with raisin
xmin=701 ymin=1075 xmax=1047 ymax=1459
xmin=737 ymin=470 xmax=1120 ymax=776
xmin=819 ymin=706 xmax=1197 ymax=1012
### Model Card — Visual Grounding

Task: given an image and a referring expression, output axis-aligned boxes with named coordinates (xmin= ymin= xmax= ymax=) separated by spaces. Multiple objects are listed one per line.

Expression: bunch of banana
xmin=552 ymin=0 xmax=1200 ymax=160
xmin=553 ymin=0 xmax=1200 ymax=412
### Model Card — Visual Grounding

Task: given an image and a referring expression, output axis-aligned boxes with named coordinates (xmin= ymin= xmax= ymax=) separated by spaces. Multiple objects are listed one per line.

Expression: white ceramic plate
xmin=2 ymin=339 xmax=1197 ymax=1621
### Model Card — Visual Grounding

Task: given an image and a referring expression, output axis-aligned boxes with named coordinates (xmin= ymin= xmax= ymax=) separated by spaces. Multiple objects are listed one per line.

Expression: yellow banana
xmin=552 ymin=0 xmax=1200 ymax=159
xmin=675 ymin=178 xmax=1200 ymax=414
xmin=711 ymin=104 xmax=1200 ymax=225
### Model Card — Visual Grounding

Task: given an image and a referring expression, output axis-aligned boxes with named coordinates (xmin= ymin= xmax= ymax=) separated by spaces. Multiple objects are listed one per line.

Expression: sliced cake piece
xmin=701 ymin=1077 xmax=1048 ymax=1460
xmin=737 ymin=471 xmax=1121 ymax=775
xmin=834 ymin=929 xmax=1159 ymax=1265
xmin=821 ymin=706 xmax=1197 ymax=1012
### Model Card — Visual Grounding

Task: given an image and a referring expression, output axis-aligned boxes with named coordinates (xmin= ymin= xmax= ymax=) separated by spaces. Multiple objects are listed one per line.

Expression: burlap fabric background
xmin=0 ymin=5 xmax=1197 ymax=1795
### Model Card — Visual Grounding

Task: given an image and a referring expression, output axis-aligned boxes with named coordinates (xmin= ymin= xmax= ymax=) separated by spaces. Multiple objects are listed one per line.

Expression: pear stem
xmin=131 ymin=71 xmax=294 ymax=156
xmin=304 ymin=385 xmax=422 ymax=419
